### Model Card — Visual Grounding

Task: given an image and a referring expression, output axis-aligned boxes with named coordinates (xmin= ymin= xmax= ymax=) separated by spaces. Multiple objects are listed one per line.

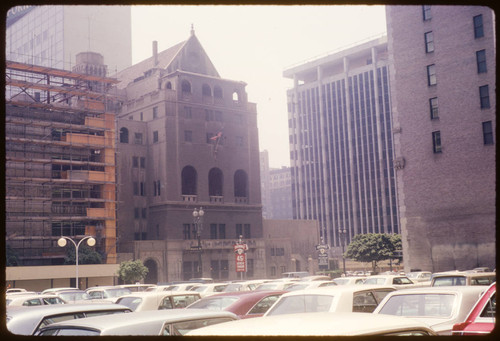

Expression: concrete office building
xmin=260 ymin=151 xmax=293 ymax=220
xmin=283 ymin=36 xmax=399 ymax=254
xmin=112 ymin=29 xmax=265 ymax=282
xmin=386 ymin=6 xmax=496 ymax=272
xmin=6 ymin=5 xmax=131 ymax=72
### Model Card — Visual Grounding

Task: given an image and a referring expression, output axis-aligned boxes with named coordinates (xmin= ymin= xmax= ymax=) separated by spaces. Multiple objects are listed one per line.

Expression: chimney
xmin=153 ymin=41 xmax=158 ymax=66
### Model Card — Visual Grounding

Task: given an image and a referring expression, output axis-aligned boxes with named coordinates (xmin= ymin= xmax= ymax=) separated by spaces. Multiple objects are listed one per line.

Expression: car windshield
xmin=255 ymin=283 xmax=279 ymax=291
xmin=116 ymin=297 xmax=143 ymax=311
xmin=433 ymin=276 xmax=466 ymax=286
xmin=223 ymin=284 xmax=243 ymax=292
xmin=378 ymin=293 xmax=455 ymax=317
xmin=364 ymin=278 xmax=386 ymax=285
xmin=106 ymin=288 xmax=132 ymax=298
xmin=286 ymin=284 xmax=309 ymax=291
xmin=58 ymin=292 xmax=90 ymax=301
xmin=333 ymin=278 xmax=350 ymax=285
xmin=266 ymin=294 xmax=334 ymax=316
xmin=187 ymin=297 xmax=239 ymax=310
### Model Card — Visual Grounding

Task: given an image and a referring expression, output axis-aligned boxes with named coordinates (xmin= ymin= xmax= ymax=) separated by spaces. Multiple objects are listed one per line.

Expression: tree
xmin=63 ymin=244 xmax=102 ymax=265
xmin=117 ymin=260 xmax=149 ymax=284
xmin=344 ymin=233 xmax=402 ymax=273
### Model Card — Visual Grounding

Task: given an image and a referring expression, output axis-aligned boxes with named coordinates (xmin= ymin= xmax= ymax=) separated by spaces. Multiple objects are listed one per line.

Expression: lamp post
xmin=57 ymin=236 xmax=96 ymax=289
xmin=192 ymin=207 xmax=204 ymax=277
xmin=338 ymin=229 xmax=347 ymax=276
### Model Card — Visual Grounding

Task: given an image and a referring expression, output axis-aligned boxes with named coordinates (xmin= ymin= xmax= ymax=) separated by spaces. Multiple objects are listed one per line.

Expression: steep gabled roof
xmin=113 ymin=30 xmax=220 ymax=89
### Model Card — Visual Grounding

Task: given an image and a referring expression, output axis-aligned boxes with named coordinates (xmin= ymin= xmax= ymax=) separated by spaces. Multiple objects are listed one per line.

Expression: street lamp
xmin=57 ymin=236 xmax=96 ymax=289
xmin=192 ymin=207 xmax=205 ymax=277
xmin=338 ymin=229 xmax=347 ymax=276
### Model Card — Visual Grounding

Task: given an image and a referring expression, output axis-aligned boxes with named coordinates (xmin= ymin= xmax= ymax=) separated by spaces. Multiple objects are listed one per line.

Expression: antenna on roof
xmin=190 ymin=23 xmax=195 ymax=36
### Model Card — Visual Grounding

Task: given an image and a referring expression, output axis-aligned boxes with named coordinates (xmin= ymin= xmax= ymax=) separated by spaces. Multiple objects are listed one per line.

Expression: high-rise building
xmin=386 ymin=5 xmax=496 ymax=272
xmin=283 ymin=36 xmax=399 ymax=251
xmin=260 ymin=151 xmax=293 ymax=219
xmin=113 ymin=30 xmax=265 ymax=281
xmin=6 ymin=5 xmax=131 ymax=72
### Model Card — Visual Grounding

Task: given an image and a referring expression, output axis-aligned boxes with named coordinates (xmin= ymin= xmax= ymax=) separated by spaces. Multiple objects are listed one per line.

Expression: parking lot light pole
xmin=192 ymin=207 xmax=204 ymax=277
xmin=57 ymin=236 xmax=96 ymax=289
xmin=338 ymin=229 xmax=347 ymax=275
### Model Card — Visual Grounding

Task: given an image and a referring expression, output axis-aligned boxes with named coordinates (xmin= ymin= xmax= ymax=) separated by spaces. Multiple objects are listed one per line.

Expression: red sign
xmin=234 ymin=243 xmax=248 ymax=272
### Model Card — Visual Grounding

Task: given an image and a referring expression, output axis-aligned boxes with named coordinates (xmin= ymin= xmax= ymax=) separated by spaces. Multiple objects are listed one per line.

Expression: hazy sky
xmin=131 ymin=5 xmax=387 ymax=168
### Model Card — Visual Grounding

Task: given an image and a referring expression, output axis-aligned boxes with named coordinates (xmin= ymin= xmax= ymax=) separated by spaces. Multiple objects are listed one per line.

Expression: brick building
xmin=386 ymin=5 xmax=496 ymax=271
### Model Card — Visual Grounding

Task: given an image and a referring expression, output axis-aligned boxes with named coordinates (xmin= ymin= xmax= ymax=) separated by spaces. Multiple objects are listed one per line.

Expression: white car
xmin=285 ymin=280 xmax=337 ymax=291
xmin=223 ymin=280 xmax=268 ymax=292
xmin=406 ymin=271 xmax=432 ymax=282
xmin=115 ymin=291 xmax=201 ymax=311
xmin=362 ymin=275 xmax=423 ymax=288
xmin=373 ymin=286 xmax=487 ymax=335
xmin=333 ymin=276 xmax=366 ymax=285
xmin=264 ymin=285 xmax=396 ymax=315
xmin=189 ymin=283 xmax=228 ymax=297
xmin=146 ymin=283 xmax=201 ymax=292
xmin=254 ymin=280 xmax=298 ymax=291
xmin=85 ymin=286 xmax=132 ymax=303
xmin=6 ymin=294 xmax=67 ymax=306
xmin=187 ymin=311 xmax=436 ymax=336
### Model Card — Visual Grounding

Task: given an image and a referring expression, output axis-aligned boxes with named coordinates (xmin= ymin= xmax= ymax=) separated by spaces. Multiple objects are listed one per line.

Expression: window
xmin=140 ymin=182 xmax=145 ymax=196
xmin=476 ymin=50 xmax=487 ymax=73
xmin=153 ymin=106 xmax=158 ymax=119
xmin=140 ymin=157 xmax=146 ymax=168
xmin=134 ymin=133 xmax=143 ymax=145
xmin=432 ymin=131 xmax=442 ymax=153
xmin=181 ymin=80 xmax=191 ymax=93
xmin=202 ymin=84 xmax=212 ymax=97
xmin=142 ymin=208 xmax=147 ymax=219
xmin=140 ymin=112 xmax=143 ymax=121
xmin=479 ymin=85 xmax=490 ymax=109
xmin=424 ymin=31 xmax=434 ymax=53
xmin=132 ymin=156 xmax=139 ymax=168
xmin=133 ymin=182 xmax=139 ymax=195
xmin=474 ymin=15 xmax=484 ymax=38
xmin=184 ymin=106 xmax=192 ymax=119
xmin=181 ymin=166 xmax=197 ymax=195
xmin=427 ymin=64 xmax=436 ymax=86
xmin=134 ymin=207 xmax=140 ymax=219
xmin=183 ymin=224 xmax=190 ymax=240
xmin=210 ymin=224 xmax=218 ymax=239
xmin=157 ymin=180 xmax=161 ymax=196
xmin=205 ymin=109 xmax=214 ymax=121
xmin=153 ymin=181 xmax=157 ymax=196
xmin=244 ymin=224 xmax=251 ymax=238
xmin=219 ymin=224 xmax=226 ymax=239
xmin=236 ymin=224 xmax=243 ymax=237
xmin=184 ymin=130 xmax=193 ymax=142
xmin=119 ymin=128 xmax=129 ymax=143
xmin=153 ymin=130 xmax=159 ymax=143
xmin=429 ymin=97 xmax=439 ymax=119
xmin=422 ymin=5 xmax=431 ymax=21
xmin=483 ymin=121 xmax=494 ymax=145
xmin=214 ymin=85 xmax=223 ymax=98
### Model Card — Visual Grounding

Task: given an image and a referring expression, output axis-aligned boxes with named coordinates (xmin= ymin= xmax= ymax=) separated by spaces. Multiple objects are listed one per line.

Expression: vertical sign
xmin=316 ymin=243 xmax=330 ymax=270
xmin=234 ymin=243 xmax=248 ymax=272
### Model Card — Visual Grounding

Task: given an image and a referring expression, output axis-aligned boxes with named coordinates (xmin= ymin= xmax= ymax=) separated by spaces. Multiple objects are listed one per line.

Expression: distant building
xmin=386 ymin=5 xmax=496 ymax=272
xmin=283 ymin=36 xmax=399 ymax=255
xmin=260 ymin=151 xmax=293 ymax=219
xmin=6 ymin=5 xmax=132 ymax=72
xmin=259 ymin=150 xmax=271 ymax=218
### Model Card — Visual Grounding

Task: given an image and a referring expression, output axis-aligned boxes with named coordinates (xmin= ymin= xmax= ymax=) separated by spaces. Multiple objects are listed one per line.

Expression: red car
xmin=185 ymin=290 xmax=286 ymax=319
xmin=452 ymin=282 xmax=496 ymax=335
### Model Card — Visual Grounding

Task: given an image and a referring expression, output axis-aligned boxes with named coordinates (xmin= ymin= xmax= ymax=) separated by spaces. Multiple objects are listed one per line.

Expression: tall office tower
xmin=260 ymin=150 xmax=271 ymax=218
xmin=5 ymin=56 xmax=118 ymax=267
xmin=386 ymin=6 xmax=496 ymax=272
xmin=283 ymin=36 xmax=399 ymax=250
xmin=6 ymin=5 xmax=131 ymax=72
xmin=268 ymin=167 xmax=293 ymax=220
xmin=113 ymin=30 xmax=264 ymax=281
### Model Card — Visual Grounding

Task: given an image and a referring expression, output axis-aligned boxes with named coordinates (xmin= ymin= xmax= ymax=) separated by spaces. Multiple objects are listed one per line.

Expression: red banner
xmin=234 ymin=243 xmax=248 ymax=272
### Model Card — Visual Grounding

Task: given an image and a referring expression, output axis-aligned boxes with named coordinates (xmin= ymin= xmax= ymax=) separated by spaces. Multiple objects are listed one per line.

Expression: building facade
xmin=386 ymin=6 xmax=496 ymax=272
xmin=283 ymin=36 xmax=399 ymax=253
xmin=5 ymin=56 xmax=119 ymax=270
xmin=113 ymin=30 xmax=265 ymax=281
xmin=260 ymin=151 xmax=293 ymax=219
xmin=6 ymin=5 xmax=132 ymax=72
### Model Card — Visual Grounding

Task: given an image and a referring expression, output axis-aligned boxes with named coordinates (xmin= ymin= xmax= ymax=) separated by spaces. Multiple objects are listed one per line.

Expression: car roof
xmin=278 ymin=284 xmax=395 ymax=297
xmin=37 ymin=309 xmax=238 ymax=335
xmin=7 ymin=303 xmax=131 ymax=335
xmin=381 ymin=285 xmax=487 ymax=295
xmin=118 ymin=290 xmax=197 ymax=298
xmin=432 ymin=272 xmax=496 ymax=278
xmin=187 ymin=312 xmax=436 ymax=336
xmin=195 ymin=290 xmax=286 ymax=299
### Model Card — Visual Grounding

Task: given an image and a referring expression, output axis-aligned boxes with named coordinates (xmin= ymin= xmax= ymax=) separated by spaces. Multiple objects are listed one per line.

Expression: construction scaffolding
xmin=5 ymin=59 xmax=120 ymax=266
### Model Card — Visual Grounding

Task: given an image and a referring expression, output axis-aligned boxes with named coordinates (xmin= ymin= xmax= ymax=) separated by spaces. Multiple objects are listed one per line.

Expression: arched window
xmin=181 ymin=80 xmax=191 ymax=93
xmin=202 ymin=84 xmax=212 ymax=97
xmin=209 ymin=168 xmax=223 ymax=196
xmin=119 ymin=127 xmax=129 ymax=143
xmin=181 ymin=166 xmax=197 ymax=195
xmin=165 ymin=81 xmax=172 ymax=89
xmin=232 ymin=90 xmax=239 ymax=102
xmin=214 ymin=85 xmax=223 ymax=98
xmin=234 ymin=170 xmax=248 ymax=197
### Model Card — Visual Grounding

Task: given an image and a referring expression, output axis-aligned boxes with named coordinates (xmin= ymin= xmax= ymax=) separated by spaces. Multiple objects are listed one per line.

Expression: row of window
xmin=182 ymin=223 xmax=252 ymax=240
xmin=428 ymin=84 xmax=490 ymax=121
xmin=432 ymin=121 xmax=494 ymax=153
xmin=181 ymin=80 xmax=242 ymax=102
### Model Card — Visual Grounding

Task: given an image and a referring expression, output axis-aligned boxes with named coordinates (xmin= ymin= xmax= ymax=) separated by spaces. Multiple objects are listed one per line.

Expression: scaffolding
xmin=5 ymin=60 xmax=120 ymax=265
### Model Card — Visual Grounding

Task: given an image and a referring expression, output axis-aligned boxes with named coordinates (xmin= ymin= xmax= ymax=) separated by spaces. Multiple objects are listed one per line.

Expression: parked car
xmin=85 ymin=286 xmax=132 ymax=303
xmin=299 ymin=275 xmax=332 ymax=281
xmin=115 ymin=291 xmax=201 ymax=311
xmin=6 ymin=288 xmax=28 ymax=294
xmin=40 ymin=287 xmax=78 ymax=294
xmin=6 ymin=303 xmax=132 ymax=335
xmin=285 ymin=280 xmax=337 ymax=291
xmin=146 ymin=283 xmax=200 ymax=292
xmin=373 ymin=285 xmax=486 ymax=335
xmin=186 ymin=290 xmax=286 ymax=318
xmin=333 ymin=276 xmax=366 ymax=285
xmin=187 ymin=311 xmax=436 ymax=336
xmin=223 ymin=280 xmax=268 ymax=292
xmin=254 ymin=280 xmax=297 ymax=291
xmin=6 ymin=294 xmax=66 ymax=307
xmin=431 ymin=272 xmax=496 ymax=287
xmin=406 ymin=271 xmax=432 ymax=282
xmin=35 ymin=309 xmax=238 ymax=336
xmin=281 ymin=271 xmax=310 ymax=279
xmin=264 ymin=285 xmax=396 ymax=316
xmin=189 ymin=282 xmax=228 ymax=297
xmin=452 ymin=282 xmax=496 ymax=335
xmin=118 ymin=284 xmax=156 ymax=292
xmin=362 ymin=275 xmax=422 ymax=288
xmin=54 ymin=290 xmax=92 ymax=303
